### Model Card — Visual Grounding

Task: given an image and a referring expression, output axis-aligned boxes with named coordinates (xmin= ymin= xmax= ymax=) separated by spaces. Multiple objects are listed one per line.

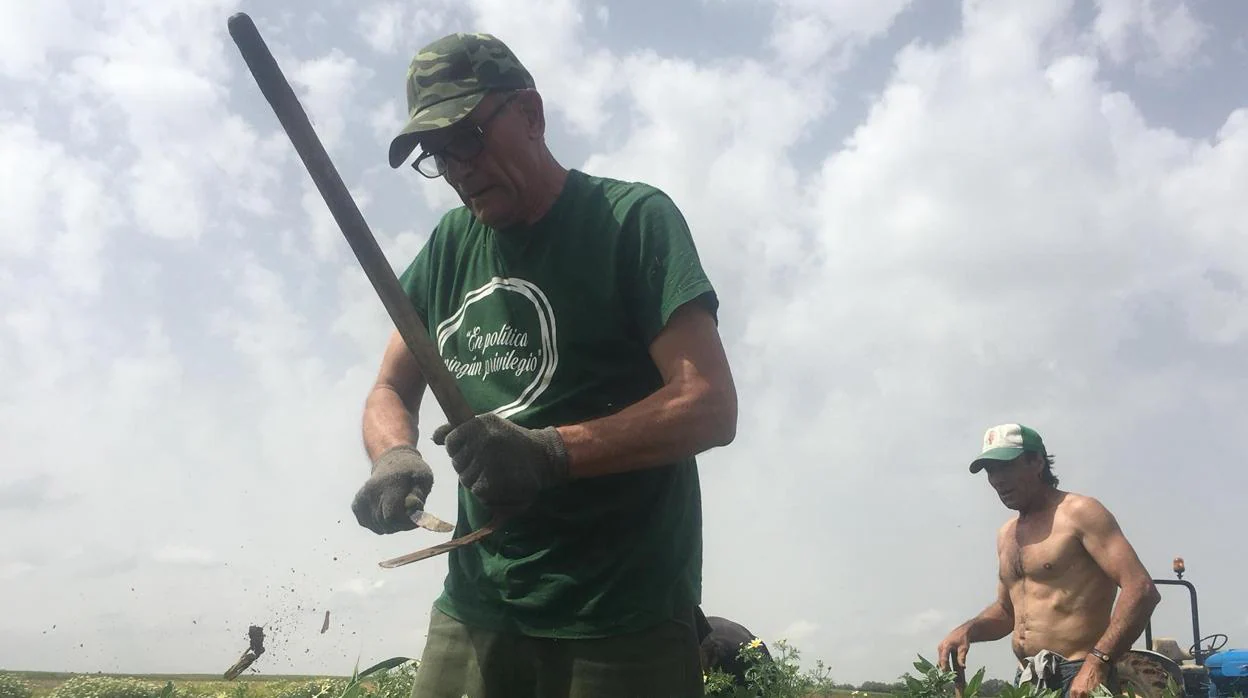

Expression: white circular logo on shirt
xmin=434 ymin=276 xmax=559 ymax=419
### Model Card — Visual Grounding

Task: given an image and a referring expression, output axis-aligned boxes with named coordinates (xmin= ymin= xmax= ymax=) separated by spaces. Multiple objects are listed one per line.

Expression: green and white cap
xmin=969 ymin=423 xmax=1045 ymax=473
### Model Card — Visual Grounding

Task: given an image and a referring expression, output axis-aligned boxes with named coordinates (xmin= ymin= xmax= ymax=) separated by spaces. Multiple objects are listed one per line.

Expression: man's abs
xmin=1001 ymin=516 xmax=1117 ymax=660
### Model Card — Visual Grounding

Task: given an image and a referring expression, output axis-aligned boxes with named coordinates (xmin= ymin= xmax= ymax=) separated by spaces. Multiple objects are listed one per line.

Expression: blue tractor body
xmin=1203 ymin=649 xmax=1248 ymax=698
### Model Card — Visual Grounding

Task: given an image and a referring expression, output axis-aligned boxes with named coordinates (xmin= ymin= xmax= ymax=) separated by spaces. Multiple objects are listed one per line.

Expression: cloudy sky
xmin=3 ymin=0 xmax=1246 ymax=685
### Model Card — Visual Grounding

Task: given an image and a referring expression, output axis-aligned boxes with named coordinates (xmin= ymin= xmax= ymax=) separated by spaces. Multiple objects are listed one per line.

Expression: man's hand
xmin=1069 ymin=656 xmax=1112 ymax=698
xmin=432 ymin=413 xmax=569 ymax=508
xmin=937 ymin=627 xmax=971 ymax=672
xmin=351 ymin=445 xmax=435 ymax=534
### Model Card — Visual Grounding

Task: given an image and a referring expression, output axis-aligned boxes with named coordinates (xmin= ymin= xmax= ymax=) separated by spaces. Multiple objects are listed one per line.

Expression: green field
xmin=0 ymin=670 xmax=869 ymax=698
xmin=0 ymin=670 xmax=876 ymax=698
xmin=0 ymin=650 xmax=988 ymax=698
xmin=2 ymin=671 xmax=371 ymax=698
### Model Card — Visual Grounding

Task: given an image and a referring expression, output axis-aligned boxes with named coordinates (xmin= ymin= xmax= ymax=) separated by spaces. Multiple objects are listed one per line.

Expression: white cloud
xmin=44 ymin=0 xmax=284 ymax=245
xmin=767 ymin=0 xmax=913 ymax=72
xmin=356 ymin=1 xmax=455 ymax=55
xmin=777 ymin=619 xmax=819 ymax=644
xmin=105 ymin=320 xmax=183 ymax=418
xmin=469 ymin=0 xmax=622 ymax=136
xmin=1090 ymin=0 xmax=1209 ymax=72
xmin=129 ymin=152 xmax=210 ymax=241
xmin=369 ymin=99 xmax=405 ymax=147
xmin=896 ymin=609 xmax=947 ymax=636
xmin=0 ymin=119 xmax=121 ymax=294
xmin=342 ymin=577 xmax=387 ymax=596
xmin=209 ymin=253 xmax=315 ymax=394
xmin=152 ymin=546 xmax=217 ymax=566
xmin=581 ymin=50 xmax=827 ymax=326
xmin=0 ymin=0 xmax=88 ymax=78
xmin=291 ymin=49 xmax=375 ymax=151
xmin=357 ymin=2 xmax=408 ymax=55
xmin=301 ymin=182 xmax=346 ymax=263
xmin=0 ymin=561 xmax=36 ymax=581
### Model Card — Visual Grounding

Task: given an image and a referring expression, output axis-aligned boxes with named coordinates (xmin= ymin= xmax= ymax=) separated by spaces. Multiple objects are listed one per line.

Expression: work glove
xmin=351 ymin=444 xmax=435 ymax=534
xmin=432 ymin=413 xmax=569 ymax=509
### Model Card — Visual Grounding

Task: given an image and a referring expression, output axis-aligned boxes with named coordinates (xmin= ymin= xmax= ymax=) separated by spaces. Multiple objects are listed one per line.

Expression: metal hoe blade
xmin=411 ymin=510 xmax=455 ymax=534
xmin=380 ymin=512 xmax=512 ymax=568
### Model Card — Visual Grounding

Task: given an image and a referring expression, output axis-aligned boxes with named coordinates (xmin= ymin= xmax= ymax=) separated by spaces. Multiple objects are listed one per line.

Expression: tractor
xmin=1114 ymin=557 xmax=1247 ymax=698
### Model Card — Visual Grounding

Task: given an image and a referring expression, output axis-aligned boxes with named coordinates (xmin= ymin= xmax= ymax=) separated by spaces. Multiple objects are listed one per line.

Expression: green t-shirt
xmin=398 ymin=168 xmax=719 ymax=639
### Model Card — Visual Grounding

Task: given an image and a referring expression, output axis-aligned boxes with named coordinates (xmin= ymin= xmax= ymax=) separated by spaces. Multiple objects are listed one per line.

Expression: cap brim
xmin=387 ymin=92 xmax=487 ymax=169
xmin=969 ymin=447 xmax=1024 ymax=473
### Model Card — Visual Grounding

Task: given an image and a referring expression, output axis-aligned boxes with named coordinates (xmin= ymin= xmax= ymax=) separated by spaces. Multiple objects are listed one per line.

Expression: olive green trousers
xmin=408 ymin=606 xmax=706 ymax=698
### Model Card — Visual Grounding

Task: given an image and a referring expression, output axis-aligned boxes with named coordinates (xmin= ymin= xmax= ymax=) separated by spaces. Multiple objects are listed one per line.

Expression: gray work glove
xmin=351 ymin=445 xmax=434 ymax=534
xmin=432 ymin=413 xmax=570 ymax=508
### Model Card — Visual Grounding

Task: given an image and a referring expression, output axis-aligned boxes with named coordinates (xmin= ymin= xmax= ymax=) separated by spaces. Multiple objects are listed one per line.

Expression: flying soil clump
xmin=224 ymin=625 xmax=266 ymax=680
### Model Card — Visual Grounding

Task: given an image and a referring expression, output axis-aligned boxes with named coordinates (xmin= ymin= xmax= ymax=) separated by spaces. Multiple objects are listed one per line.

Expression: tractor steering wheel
xmin=1190 ymin=633 xmax=1229 ymax=658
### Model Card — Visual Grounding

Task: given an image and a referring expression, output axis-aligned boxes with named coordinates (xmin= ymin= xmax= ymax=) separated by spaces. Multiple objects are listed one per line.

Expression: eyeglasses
xmin=410 ymin=92 xmax=520 ymax=179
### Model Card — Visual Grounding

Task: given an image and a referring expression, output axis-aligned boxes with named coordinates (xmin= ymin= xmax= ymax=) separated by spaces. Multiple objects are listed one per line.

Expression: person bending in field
xmin=937 ymin=424 xmax=1160 ymax=698
xmin=698 ymin=614 xmax=772 ymax=687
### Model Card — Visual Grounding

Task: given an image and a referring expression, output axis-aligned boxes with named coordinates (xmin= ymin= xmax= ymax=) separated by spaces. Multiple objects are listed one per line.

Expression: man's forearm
xmin=557 ymin=377 xmax=736 ymax=479
xmin=961 ymin=603 xmax=1015 ymax=643
xmin=362 ymin=386 xmax=420 ymax=462
xmin=1092 ymin=580 xmax=1161 ymax=659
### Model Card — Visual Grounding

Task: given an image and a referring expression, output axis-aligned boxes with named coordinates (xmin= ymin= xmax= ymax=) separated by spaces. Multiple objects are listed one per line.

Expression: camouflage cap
xmin=387 ymin=32 xmax=535 ymax=169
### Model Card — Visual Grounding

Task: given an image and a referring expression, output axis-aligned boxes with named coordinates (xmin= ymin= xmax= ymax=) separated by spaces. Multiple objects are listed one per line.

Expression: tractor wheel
xmin=1115 ymin=649 xmax=1186 ymax=698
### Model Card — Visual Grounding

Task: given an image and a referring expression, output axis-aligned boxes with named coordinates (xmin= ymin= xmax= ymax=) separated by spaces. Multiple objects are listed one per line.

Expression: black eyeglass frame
xmin=410 ymin=91 xmax=522 ymax=178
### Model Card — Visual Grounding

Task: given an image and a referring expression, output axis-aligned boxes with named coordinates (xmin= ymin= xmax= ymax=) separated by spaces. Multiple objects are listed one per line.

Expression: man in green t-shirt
xmin=349 ymin=31 xmax=738 ymax=698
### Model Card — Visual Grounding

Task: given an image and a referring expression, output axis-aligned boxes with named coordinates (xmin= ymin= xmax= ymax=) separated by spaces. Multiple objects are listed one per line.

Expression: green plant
xmin=0 ymin=673 xmax=34 ymax=698
xmin=702 ymin=638 xmax=841 ymax=698
xmin=331 ymin=657 xmax=415 ymax=698
xmin=895 ymin=656 xmax=1092 ymax=698
xmin=899 ymin=655 xmax=985 ymax=698
xmin=992 ymin=685 xmax=1060 ymax=698
xmin=272 ymin=680 xmax=349 ymax=698
xmin=979 ymin=679 xmax=1011 ymax=697
xmin=702 ymin=668 xmax=744 ymax=696
xmin=355 ymin=660 xmax=416 ymax=698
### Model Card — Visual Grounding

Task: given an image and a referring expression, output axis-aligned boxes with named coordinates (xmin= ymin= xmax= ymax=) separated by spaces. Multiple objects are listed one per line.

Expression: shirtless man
xmin=937 ymin=424 xmax=1161 ymax=698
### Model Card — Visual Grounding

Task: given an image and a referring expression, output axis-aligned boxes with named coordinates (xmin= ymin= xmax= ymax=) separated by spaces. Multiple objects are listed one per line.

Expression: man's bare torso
xmin=999 ymin=492 xmax=1119 ymax=662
